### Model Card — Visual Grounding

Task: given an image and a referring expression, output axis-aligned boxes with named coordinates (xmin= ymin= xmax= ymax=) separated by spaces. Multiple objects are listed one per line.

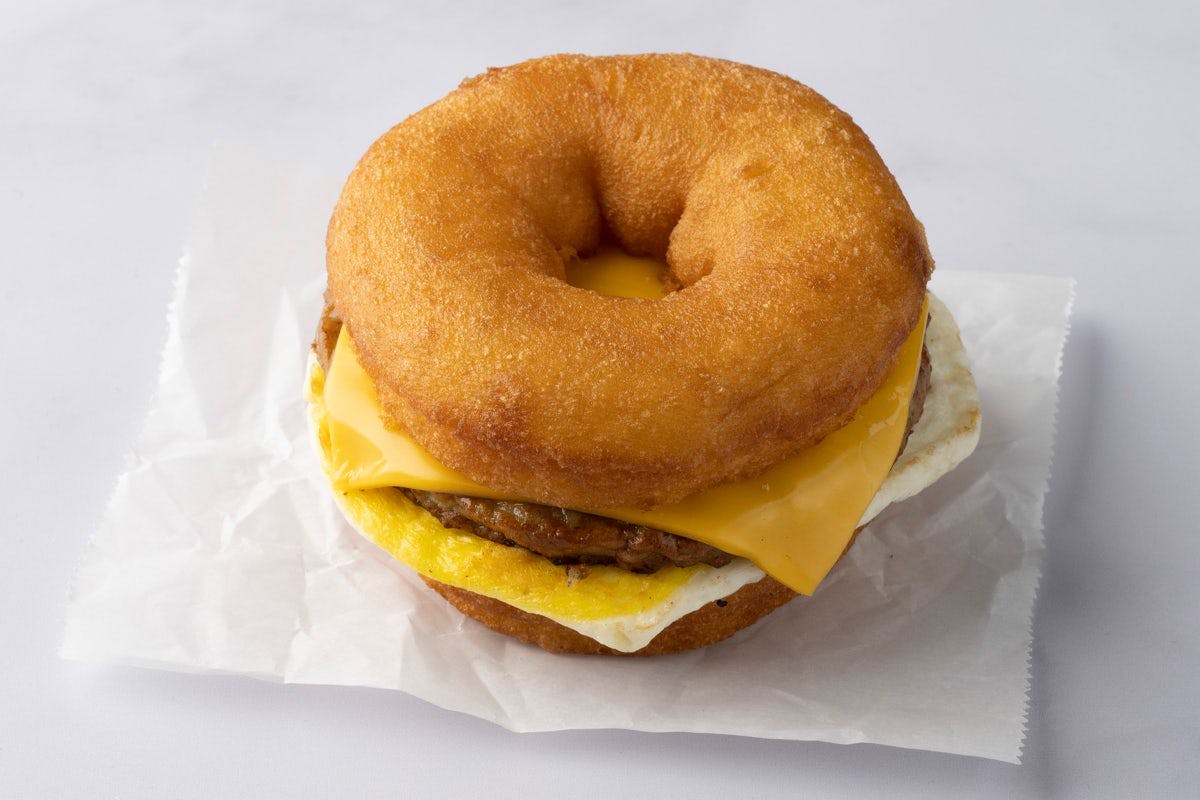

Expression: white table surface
xmin=4 ymin=2 xmax=1198 ymax=797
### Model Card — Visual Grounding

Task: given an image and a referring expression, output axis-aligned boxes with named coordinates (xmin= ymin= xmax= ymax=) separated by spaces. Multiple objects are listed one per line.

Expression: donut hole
xmin=563 ymin=244 xmax=672 ymax=299
xmin=561 ymin=221 xmax=678 ymax=298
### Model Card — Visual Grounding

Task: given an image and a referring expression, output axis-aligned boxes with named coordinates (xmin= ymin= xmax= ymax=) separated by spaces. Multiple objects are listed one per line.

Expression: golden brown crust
xmin=423 ymin=574 xmax=797 ymax=656
xmin=327 ymin=53 xmax=931 ymax=510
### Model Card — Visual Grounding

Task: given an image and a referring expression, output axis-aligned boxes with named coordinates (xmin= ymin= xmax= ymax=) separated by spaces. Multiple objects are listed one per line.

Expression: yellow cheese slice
xmin=322 ymin=251 xmax=927 ymax=594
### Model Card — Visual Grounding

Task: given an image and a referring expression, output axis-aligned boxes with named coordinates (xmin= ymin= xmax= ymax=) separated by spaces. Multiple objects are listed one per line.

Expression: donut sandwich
xmin=306 ymin=54 xmax=981 ymax=655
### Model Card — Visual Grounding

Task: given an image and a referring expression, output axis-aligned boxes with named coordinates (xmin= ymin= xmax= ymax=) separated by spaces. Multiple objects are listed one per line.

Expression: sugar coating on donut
xmin=326 ymin=54 xmax=932 ymax=509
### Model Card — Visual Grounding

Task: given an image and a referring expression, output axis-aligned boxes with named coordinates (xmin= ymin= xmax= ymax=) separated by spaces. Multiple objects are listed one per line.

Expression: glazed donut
xmin=326 ymin=53 xmax=932 ymax=510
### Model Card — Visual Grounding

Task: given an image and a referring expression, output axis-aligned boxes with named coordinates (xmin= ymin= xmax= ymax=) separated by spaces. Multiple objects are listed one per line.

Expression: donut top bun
xmin=326 ymin=53 xmax=932 ymax=510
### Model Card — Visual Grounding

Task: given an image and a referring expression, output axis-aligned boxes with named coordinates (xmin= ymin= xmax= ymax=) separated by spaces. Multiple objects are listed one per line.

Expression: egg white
xmin=307 ymin=293 xmax=980 ymax=652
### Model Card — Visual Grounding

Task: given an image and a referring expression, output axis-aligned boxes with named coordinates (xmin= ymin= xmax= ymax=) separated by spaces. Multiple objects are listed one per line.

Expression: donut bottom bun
xmin=306 ymin=294 xmax=980 ymax=656
xmin=424 ymin=574 xmax=798 ymax=656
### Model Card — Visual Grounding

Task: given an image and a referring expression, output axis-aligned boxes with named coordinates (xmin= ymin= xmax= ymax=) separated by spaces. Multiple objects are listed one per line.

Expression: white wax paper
xmin=62 ymin=143 xmax=1073 ymax=763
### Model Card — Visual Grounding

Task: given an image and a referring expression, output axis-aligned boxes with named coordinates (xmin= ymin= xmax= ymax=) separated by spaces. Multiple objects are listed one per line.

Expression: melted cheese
xmin=322 ymin=251 xmax=927 ymax=594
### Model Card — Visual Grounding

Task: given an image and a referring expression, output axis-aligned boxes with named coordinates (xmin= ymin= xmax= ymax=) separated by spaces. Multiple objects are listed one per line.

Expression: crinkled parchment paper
xmin=62 ymin=143 xmax=1073 ymax=763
